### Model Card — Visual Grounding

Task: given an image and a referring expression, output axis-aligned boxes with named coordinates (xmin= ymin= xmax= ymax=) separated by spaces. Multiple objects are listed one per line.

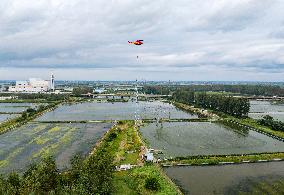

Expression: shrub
xmin=107 ymin=132 xmax=117 ymax=142
xmin=145 ymin=177 xmax=160 ymax=191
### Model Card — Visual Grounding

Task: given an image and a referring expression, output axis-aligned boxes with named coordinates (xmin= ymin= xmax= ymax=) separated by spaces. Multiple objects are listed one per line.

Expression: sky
xmin=0 ymin=0 xmax=284 ymax=81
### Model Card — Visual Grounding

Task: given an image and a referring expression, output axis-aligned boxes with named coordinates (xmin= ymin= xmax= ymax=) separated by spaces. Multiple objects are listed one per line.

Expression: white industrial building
xmin=8 ymin=74 xmax=55 ymax=93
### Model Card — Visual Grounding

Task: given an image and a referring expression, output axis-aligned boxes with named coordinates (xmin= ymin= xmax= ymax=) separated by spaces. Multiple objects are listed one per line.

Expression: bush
xmin=145 ymin=177 xmax=160 ymax=191
xmin=107 ymin=132 xmax=117 ymax=142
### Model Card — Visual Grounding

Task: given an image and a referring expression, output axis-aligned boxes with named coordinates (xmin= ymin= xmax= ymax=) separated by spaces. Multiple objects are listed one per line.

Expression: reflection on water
xmin=36 ymin=101 xmax=197 ymax=121
xmin=140 ymin=122 xmax=284 ymax=157
xmin=225 ymin=174 xmax=284 ymax=195
xmin=164 ymin=162 xmax=284 ymax=195
xmin=249 ymin=100 xmax=284 ymax=122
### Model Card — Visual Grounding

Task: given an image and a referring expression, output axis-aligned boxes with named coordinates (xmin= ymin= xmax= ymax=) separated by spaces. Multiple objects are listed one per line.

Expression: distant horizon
xmin=0 ymin=67 xmax=283 ymax=82
xmin=1 ymin=79 xmax=283 ymax=84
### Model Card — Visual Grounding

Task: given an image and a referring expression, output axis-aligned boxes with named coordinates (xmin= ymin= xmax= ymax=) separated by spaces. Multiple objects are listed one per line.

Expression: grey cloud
xmin=0 ymin=0 xmax=283 ymax=80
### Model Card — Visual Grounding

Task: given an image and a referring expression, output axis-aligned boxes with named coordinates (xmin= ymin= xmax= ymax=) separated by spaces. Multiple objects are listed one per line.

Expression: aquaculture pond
xmin=249 ymin=100 xmax=284 ymax=122
xmin=164 ymin=161 xmax=284 ymax=195
xmin=0 ymin=103 xmax=38 ymax=113
xmin=0 ymin=122 xmax=112 ymax=173
xmin=140 ymin=122 xmax=284 ymax=158
xmin=36 ymin=101 xmax=197 ymax=121
xmin=0 ymin=114 xmax=20 ymax=124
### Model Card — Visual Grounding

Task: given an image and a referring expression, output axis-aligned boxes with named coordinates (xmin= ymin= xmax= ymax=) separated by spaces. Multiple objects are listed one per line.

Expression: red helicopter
xmin=128 ymin=40 xmax=144 ymax=45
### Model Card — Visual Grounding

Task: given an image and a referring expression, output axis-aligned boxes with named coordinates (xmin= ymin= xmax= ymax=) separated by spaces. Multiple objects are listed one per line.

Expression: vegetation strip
xmin=143 ymin=118 xmax=209 ymax=123
xmin=109 ymin=121 xmax=182 ymax=194
xmin=37 ymin=120 xmax=114 ymax=124
xmin=161 ymin=152 xmax=284 ymax=166
xmin=0 ymin=112 xmax=22 ymax=114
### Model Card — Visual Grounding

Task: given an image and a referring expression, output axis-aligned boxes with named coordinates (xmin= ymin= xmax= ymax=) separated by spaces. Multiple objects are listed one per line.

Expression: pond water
xmin=140 ymin=122 xmax=284 ymax=157
xmin=249 ymin=100 xmax=284 ymax=122
xmin=36 ymin=101 xmax=197 ymax=121
xmin=0 ymin=122 xmax=112 ymax=173
xmin=0 ymin=114 xmax=20 ymax=124
xmin=164 ymin=161 xmax=284 ymax=195
xmin=0 ymin=103 xmax=38 ymax=113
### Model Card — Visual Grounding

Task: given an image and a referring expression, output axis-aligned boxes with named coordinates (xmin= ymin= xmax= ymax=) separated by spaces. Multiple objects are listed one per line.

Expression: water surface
xmin=0 ymin=122 xmax=112 ymax=173
xmin=0 ymin=114 xmax=20 ymax=123
xmin=164 ymin=162 xmax=284 ymax=195
xmin=0 ymin=103 xmax=38 ymax=113
xmin=36 ymin=101 xmax=197 ymax=121
xmin=140 ymin=122 xmax=284 ymax=157
xmin=249 ymin=100 xmax=284 ymax=122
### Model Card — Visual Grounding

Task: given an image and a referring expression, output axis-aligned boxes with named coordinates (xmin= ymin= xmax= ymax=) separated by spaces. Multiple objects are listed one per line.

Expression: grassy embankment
xmin=162 ymin=153 xmax=284 ymax=166
xmin=223 ymin=116 xmax=284 ymax=139
xmin=173 ymin=102 xmax=219 ymax=119
xmin=94 ymin=120 xmax=181 ymax=194
xmin=0 ymin=99 xmax=56 ymax=103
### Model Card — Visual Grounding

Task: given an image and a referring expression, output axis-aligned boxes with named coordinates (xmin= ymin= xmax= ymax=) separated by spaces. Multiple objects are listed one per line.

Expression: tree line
xmin=172 ymin=89 xmax=250 ymax=117
xmin=0 ymin=151 xmax=114 ymax=194
xmin=143 ymin=84 xmax=284 ymax=96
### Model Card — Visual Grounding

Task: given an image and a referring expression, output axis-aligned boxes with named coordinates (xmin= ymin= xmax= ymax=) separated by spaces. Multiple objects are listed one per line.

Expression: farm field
xmin=0 ymin=122 xmax=112 ymax=173
xmin=36 ymin=101 xmax=197 ymax=121
xmin=140 ymin=122 xmax=284 ymax=158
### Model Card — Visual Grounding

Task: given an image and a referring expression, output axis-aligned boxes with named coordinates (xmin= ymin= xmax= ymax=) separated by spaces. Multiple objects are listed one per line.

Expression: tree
xmin=78 ymin=149 xmax=114 ymax=194
xmin=7 ymin=172 xmax=21 ymax=195
xmin=73 ymin=86 xmax=93 ymax=96
xmin=21 ymin=156 xmax=59 ymax=194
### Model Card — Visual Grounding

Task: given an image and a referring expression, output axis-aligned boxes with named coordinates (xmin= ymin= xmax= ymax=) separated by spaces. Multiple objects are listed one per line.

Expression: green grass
xmin=199 ymin=91 xmax=240 ymax=96
xmin=109 ymin=121 xmax=142 ymax=165
xmin=91 ymin=121 xmax=181 ymax=194
xmin=121 ymin=152 xmax=140 ymax=165
xmin=112 ymin=165 xmax=181 ymax=195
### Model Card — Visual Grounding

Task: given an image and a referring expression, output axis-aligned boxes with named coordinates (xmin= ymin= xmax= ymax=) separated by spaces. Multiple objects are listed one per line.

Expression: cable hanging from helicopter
xmin=128 ymin=40 xmax=144 ymax=59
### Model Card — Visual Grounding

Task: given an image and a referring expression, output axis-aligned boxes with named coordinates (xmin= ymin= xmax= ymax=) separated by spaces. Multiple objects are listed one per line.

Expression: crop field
xmin=140 ymin=122 xmax=284 ymax=158
xmin=249 ymin=100 xmax=284 ymax=122
xmin=36 ymin=101 xmax=197 ymax=121
xmin=0 ymin=122 xmax=112 ymax=173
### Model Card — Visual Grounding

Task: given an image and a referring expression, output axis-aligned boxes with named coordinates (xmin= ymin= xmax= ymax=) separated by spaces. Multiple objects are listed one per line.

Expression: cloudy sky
xmin=0 ymin=0 xmax=284 ymax=81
